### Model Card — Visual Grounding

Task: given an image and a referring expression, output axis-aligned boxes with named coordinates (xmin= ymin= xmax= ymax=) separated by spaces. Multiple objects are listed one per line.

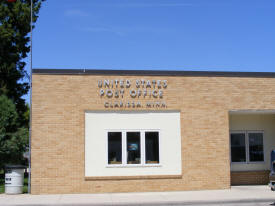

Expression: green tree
xmin=0 ymin=95 xmax=28 ymax=169
xmin=0 ymin=0 xmax=44 ymax=127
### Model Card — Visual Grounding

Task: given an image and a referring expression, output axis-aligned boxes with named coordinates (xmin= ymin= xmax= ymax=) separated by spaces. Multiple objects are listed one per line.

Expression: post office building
xmin=31 ymin=69 xmax=275 ymax=194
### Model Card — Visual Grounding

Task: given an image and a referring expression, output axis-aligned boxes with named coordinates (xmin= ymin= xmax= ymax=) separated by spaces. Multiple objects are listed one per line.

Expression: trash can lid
xmin=4 ymin=165 xmax=26 ymax=169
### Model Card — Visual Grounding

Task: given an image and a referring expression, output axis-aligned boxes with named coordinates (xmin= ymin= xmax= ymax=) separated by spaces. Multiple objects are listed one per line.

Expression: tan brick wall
xmin=31 ymin=74 xmax=275 ymax=194
xmin=231 ymin=171 xmax=270 ymax=185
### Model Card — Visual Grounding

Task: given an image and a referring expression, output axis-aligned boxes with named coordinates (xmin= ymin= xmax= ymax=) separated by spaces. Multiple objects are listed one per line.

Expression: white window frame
xmin=106 ymin=129 xmax=161 ymax=167
xmin=230 ymin=130 xmax=265 ymax=164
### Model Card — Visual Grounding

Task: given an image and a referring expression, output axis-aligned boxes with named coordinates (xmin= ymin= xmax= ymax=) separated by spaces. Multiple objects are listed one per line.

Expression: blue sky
xmin=28 ymin=0 xmax=275 ymax=71
xmin=29 ymin=0 xmax=275 ymax=73
xmin=27 ymin=0 xmax=275 ymax=74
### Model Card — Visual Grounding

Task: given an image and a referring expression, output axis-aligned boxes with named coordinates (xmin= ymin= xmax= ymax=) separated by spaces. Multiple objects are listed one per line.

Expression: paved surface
xmin=0 ymin=186 xmax=275 ymax=206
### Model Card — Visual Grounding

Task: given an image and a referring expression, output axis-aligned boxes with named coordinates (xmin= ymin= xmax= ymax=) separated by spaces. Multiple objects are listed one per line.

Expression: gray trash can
xmin=5 ymin=165 xmax=26 ymax=194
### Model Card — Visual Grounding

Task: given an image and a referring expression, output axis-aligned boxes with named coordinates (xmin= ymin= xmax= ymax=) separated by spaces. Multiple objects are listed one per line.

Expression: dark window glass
xmin=249 ymin=133 xmax=264 ymax=162
xmin=231 ymin=133 xmax=246 ymax=162
xmin=127 ymin=132 xmax=141 ymax=164
xmin=145 ymin=132 xmax=159 ymax=164
xmin=108 ymin=132 xmax=122 ymax=164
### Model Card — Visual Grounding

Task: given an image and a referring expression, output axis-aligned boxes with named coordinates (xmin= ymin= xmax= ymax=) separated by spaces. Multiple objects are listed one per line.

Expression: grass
xmin=0 ymin=169 xmax=28 ymax=194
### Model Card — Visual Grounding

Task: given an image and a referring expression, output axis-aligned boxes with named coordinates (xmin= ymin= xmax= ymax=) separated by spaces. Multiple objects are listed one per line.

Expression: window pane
xmin=145 ymin=132 xmax=159 ymax=164
xmin=249 ymin=133 xmax=264 ymax=162
xmin=127 ymin=132 xmax=141 ymax=164
xmin=108 ymin=132 xmax=122 ymax=164
xmin=231 ymin=133 xmax=246 ymax=162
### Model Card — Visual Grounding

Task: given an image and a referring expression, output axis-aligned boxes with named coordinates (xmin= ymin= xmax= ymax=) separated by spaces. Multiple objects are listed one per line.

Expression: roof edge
xmin=32 ymin=69 xmax=275 ymax=78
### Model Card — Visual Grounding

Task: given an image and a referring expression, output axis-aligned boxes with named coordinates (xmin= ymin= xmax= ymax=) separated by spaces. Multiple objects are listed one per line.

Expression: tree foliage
xmin=0 ymin=95 xmax=28 ymax=168
xmin=0 ymin=0 xmax=43 ymax=127
xmin=0 ymin=0 xmax=44 ymax=167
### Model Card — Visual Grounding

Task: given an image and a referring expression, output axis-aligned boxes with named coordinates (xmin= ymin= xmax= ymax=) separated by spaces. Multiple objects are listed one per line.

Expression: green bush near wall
xmin=0 ymin=170 xmax=4 ymax=193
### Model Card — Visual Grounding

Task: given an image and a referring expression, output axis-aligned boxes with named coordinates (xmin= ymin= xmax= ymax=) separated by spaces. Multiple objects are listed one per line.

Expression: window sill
xmin=231 ymin=161 xmax=265 ymax=164
xmin=85 ymin=174 xmax=182 ymax=180
xmin=106 ymin=164 xmax=162 ymax=168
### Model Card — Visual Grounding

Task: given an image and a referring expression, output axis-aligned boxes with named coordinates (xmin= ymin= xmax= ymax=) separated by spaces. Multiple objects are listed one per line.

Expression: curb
xmin=1 ymin=198 xmax=275 ymax=206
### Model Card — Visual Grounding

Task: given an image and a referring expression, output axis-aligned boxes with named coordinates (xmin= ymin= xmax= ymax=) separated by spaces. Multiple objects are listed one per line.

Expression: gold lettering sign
xmin=98 ymin=79 xmax=168 ymax=108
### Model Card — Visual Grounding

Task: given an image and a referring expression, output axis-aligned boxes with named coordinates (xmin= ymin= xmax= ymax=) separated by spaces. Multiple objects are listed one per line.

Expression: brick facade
xmin=231 ymin=171 xmax=269 ymax=185
xmin=31 ymin=72 xmax=275 ymax=194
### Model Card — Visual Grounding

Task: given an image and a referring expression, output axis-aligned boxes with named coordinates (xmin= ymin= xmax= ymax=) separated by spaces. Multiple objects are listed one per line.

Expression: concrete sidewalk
xmin=0 ymin=186 xmax=275 ymax=206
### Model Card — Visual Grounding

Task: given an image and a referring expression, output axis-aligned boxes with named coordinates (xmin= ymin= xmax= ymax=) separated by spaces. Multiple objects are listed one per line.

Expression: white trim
xmin=230 ymin=130 xmax=265 ymax=164
xmin=85 ymin=111 xmax=181 ymax=177
xmin=106 ymin=130 xmax=161 ymax=167
xmin=122 ymin=131 xmax=127 ymax=165
xmin=158 ymin=130 xmax=162 ymax=165
xmin=141 ymin=131 xmax=145 ymax=165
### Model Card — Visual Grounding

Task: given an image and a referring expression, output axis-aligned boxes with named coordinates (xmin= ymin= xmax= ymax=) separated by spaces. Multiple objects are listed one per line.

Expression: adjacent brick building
xmin=31 ymin=69 xmax=275 ymax=194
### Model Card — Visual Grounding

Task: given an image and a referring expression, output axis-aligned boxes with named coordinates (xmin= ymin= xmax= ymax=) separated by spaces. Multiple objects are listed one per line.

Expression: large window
xmin=248 ymin=132 xmax=264 ymax=162
xmin=108 ymin=132 xmax=122 ymax=164
xmin=145 ymin=132 xmax=159 ymax=164
xmin=107 ymin=131 xmax=160 ymax=166
xmin=230 ymin=131 xmax=264 ymax=163
xmin=127 ymin=132 xmax=141 ymax=164
xmin=231 ymin=133 xmax=246 ymax=162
